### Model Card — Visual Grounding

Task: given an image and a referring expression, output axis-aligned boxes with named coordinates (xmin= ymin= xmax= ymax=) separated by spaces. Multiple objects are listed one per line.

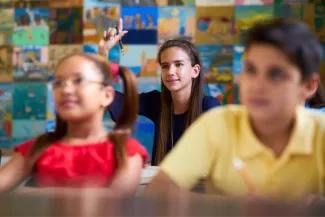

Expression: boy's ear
xmin=102 ymin=86 xmax=115 ymax=108
xmin=191 ymin=64 xmax=200 ymax=79
xmin=302 ymin=73 xmax=320 ymax=100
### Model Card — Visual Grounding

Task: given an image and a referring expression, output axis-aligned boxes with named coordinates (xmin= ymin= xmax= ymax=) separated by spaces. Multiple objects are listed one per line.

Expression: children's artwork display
xmin=158 ymin=6 xmax=195 ymax=43
xmin=0 ymin=1 xmax=324 ymax=156
xmin=49 ymin=8 xmax=83 ymax=44
xmin=13 ymin=46 xmax=48 ymax=81
xmin=83 ymin=0 xmax=120 ymax=44
xmin=120 ymin=44 xmax=158 ymax=76
xmin=198 ymin=45 xmax=234 ymax=83
xmin=12 ymin=82 xmax=46 ymax=120
xmin=121 ymin=6 xmax=158 ymax=44
xmin=13 ymin=8 xmax=49 ymax=46
xmin=196 ymin=6 xmax=236 ymax=44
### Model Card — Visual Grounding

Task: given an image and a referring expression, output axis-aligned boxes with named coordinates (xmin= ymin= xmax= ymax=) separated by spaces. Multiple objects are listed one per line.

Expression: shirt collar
xmin=238 ymin=107 xmax=313 ymax=159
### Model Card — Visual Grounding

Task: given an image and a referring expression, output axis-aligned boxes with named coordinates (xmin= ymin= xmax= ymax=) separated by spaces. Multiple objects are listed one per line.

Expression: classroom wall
xmin=0 ymin=0 xmax=324 ymax=158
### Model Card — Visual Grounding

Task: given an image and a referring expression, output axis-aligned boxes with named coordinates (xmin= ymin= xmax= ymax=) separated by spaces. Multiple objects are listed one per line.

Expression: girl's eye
xmin=73 ymin=77 xmax=84 ymax=85
xmin=52 ymin=80 xmax=64 ymax=88
xmin=161 ymin=65 xmax=169 ymax=70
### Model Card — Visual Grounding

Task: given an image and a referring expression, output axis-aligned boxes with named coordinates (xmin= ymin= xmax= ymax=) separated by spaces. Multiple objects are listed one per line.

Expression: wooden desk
xmin=0 ymin=192 xmax=324 ymax=216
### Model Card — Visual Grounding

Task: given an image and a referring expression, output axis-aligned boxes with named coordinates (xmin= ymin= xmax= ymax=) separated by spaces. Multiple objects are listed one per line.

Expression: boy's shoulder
xmin=300 ymin=107 xmax=325 ymax=131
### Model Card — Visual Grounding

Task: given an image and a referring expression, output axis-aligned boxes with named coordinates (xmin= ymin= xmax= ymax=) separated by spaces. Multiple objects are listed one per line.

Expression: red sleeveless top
xmin=15 ymin=138 xmax=148 ymax=187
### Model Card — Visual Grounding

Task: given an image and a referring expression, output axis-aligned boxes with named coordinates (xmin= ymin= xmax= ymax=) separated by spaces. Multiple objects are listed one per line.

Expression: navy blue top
xmin=109 ymin=90 xmax=220 ymax=165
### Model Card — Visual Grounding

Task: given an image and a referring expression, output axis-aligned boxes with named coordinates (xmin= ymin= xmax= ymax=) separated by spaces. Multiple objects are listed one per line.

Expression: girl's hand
xmin=98 ymin=18 xmax=128 ymax=57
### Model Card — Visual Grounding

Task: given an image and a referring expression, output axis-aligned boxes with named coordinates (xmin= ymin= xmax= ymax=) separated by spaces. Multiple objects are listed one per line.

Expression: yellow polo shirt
xmin=160 ymin=105 xmax=325 ymax=200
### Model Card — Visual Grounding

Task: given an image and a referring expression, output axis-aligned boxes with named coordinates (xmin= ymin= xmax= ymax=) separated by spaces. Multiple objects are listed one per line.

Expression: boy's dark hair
xmin=244 ymin=18 xmax=323 ymax=81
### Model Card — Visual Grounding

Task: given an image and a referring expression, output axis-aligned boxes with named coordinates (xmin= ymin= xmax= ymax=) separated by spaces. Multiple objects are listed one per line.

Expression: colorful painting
xmin=83 ymin=0 xmax=120 ymax=44
xmin=198 ymin=45 xmax=234 ymax=83
xmin=235 ymin=5 xmax=274 ymax=44
xmin=196 ymin=0 xmax=234 ymax=5
xmin=13 ymin=46 xmax=48 ymax=81
xmin=12 ymin=82 xmax=47 ymax=120
xmin=49 ymin=0 xmax=83 ymax=8
xmin=196 ymin=6 xmax=236 ymax=45
xmin=206 ymin=83 xmax=235 ymax=104
xmin=0 ymin=84 xmax=12 ymax=145
xmin=0 ymin=45 xmax=13 ymax=82
xmin=48 ymin=45 xmax=83 ymax=78
xmin=121 ymin=6 xmax=158 ymax=44
xmin=49 ymin=8 xmax=83 ymax=44
xmin=158 ymin=6 xmax=195 ymax=43
xmin=13 ymin=8 xmax=49 ymax=46
xmin=120 ymin=44 xmax=158 ymax=76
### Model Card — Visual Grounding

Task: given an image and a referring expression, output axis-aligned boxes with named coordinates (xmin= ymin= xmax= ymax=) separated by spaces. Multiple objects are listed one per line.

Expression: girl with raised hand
xmin=99 ymin=19 xmax=220 ymax=165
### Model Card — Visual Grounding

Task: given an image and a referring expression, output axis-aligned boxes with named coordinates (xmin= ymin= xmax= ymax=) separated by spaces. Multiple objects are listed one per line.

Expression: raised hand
xmin=99 ymin=18 xmax=128 ymax=57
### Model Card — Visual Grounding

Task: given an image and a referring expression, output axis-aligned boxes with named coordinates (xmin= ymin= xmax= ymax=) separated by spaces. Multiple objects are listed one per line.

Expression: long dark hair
xmin=155 ymin=39 xmax=203 ymax=165
xmin=27 ymin=53 xmax=138 ymax=169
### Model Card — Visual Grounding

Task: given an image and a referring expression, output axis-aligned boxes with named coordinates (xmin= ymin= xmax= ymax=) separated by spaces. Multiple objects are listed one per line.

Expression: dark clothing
xmin=109 ymin=90 xmax=220 ymax=165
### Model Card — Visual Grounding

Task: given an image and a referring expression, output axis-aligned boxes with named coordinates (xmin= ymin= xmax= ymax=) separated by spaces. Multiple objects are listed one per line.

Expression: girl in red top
xmin=0 ymin=53 xmax=148 ymax=196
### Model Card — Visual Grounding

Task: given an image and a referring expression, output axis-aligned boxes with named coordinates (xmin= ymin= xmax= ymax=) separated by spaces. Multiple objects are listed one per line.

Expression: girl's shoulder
xmin=14 ymin=140 xmax=35 ymax=156
xmin=125 ymin=138 xmax=149 ymax=163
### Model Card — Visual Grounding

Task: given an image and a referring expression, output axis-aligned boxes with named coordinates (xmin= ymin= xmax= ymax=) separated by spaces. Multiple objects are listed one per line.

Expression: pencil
xmin=233 ymin=158 xmax=257 ymax=193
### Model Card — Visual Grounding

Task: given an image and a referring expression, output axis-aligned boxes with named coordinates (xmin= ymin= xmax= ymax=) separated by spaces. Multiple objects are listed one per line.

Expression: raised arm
xmin=98 ymin=18 xmax=128 ymax=57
